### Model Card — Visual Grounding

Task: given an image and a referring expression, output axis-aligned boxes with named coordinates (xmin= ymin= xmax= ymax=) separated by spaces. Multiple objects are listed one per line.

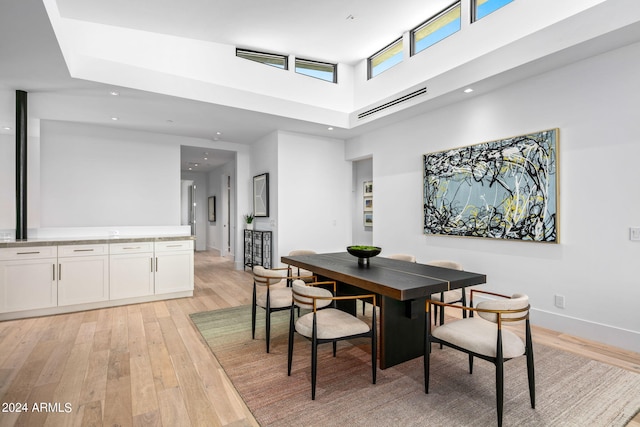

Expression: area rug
xmin=190 ymin=306 xmax=640 ymax=427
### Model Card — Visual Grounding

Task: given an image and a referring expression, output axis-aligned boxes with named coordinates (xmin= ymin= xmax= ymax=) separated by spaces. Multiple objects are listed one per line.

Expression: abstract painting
xmin=423 ymin=129 xmax=558 ymax=242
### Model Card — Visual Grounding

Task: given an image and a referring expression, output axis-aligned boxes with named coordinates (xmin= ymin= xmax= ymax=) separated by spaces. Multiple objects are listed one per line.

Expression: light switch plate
xmin=630 ymin=227 xmax=640 ymax=241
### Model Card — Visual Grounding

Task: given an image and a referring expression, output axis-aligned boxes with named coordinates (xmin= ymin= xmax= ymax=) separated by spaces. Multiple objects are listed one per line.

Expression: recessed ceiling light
xmin=216 ymin=131 xmax=222 ymax=135
xmin=204 ymin=157 xmax=208 ymax=160
xmin=109 ymin=90 xmax=119 ymax=96
xmin=328 ymin=127 xmax=334 ymax=131
xmin=111 ymin=117 xmax=119 ymax=121
xmin=464 ymin=88 xmax=474 ymax=93
xmin=2 ymin=126 xmax=11 ymax=131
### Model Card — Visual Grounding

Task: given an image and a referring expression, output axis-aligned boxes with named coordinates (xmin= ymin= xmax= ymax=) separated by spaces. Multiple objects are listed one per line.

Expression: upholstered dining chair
xmin=286 ymin=249 xmax=316 ymax=280
xmin=288 ymin=279 xmax=377 ymax=400
xmin=252 ymin=266 xmax=313 ymax=353
xmin=424 ymin=290 xmax=535 ymax=427
xmin=427 ymin=260 xmax=465 ymax=325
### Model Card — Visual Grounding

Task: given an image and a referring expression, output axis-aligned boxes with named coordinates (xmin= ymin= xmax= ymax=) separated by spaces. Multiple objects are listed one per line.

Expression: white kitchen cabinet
xmin=154 ymin=240 xmax=194 ymax=295
xmin=0 ymin=246 xmax=58 ymax=313
xmin=57 ymin=244 xmax=109 ymax=306
xmin=109 ymin=242 xmax=155 ymax=300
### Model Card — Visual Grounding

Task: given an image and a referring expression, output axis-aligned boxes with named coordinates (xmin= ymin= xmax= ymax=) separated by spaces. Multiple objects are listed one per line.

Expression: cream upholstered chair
xmin=425 ymin=290 xmax=535 ymax=427
xmin=286 ymin=249 xmax=316 ymax=279
xmin=288 ymin=279 xmax=377 ymax=400
xmin=252 ymin=266 xmax=312 ymax=353
xmin=427 ymin=260 xmax=465 ymax=325
xmin=388 ymin=253 xmax=417 ymax=263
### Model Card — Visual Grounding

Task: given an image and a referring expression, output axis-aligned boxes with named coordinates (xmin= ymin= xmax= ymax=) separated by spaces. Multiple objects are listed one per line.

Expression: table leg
xmin=379 ymin=296 xmax=426 ymax=369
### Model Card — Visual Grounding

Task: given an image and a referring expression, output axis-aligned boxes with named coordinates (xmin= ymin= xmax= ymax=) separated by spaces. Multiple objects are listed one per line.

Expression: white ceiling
xmin=2 ymin=1 xmax=640 ymax=173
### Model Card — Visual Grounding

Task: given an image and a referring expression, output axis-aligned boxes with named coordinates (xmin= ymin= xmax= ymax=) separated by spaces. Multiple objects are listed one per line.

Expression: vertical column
xmin=15 ymin=90 xmax=28 ymax=241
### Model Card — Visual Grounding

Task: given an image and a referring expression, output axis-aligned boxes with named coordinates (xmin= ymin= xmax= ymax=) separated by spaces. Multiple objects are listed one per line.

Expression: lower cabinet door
xmin=58 ymin=256 xmax=109 ymax=306
xmin=110 ymin=253 xmax=155 ymax=300
xmin=154 ymin=252 xmax=194 ymax=294
xmin=0 ymin=258 xmax=58 ymax=313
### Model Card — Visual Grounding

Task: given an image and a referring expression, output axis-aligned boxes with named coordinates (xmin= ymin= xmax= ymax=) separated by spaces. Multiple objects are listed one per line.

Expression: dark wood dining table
xmin=281 ymin=252 xmax=486 ymax=369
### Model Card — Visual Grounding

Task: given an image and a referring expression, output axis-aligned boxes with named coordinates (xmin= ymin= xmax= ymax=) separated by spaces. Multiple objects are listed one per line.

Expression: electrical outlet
xmin=554 ymin=294 xmax=565 ymax=309
xmin=630 ymin=227 xmax=640 ymax=241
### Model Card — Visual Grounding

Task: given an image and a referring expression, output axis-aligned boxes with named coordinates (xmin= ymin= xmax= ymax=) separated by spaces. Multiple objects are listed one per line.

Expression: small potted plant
xmin=244 ymin=213 xmax=254 ymax=230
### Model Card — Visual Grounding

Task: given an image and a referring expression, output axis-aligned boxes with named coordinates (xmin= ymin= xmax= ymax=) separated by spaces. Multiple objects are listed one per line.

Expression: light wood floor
xmin=0 ymin=251 xmax=639 ymax=426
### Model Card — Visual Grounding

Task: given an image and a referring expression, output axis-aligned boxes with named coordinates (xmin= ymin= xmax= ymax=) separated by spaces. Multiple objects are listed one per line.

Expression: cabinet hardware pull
xmin=156 ymin=257 xmax=158 ymax=272
xmin=150 ymin=257 xmax=153 ymax=273
xmin=73 ymin=249 xmax=94 ymax=252
xmin=17 ymin=251 xmax=40 ymax=255
xmin=124 ymin=247 xmax=141 ymax=250
xmin=53 ymin=264 xmax=56 ymax=281
xmin=58 ymin=264 xmax=62 ymax=281
xmin=166 ymin=244 xmax=182 ymax=248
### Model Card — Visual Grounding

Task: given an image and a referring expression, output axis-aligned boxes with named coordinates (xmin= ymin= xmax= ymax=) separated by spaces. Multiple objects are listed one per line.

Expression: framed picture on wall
xmin=364 ymin=196 xmax=373 ymax=211
xmin=364 ymin=212 xmax=373 ymax=227
xmin=208 ymin=196 xmax=216 ymax=222
xmin=423 ymin=128 xmax=558 ymax=242
xmin=364 ymin=181 xmax=373 ymax=196
xmin=253 ymin=173 xmax=269 ymax=217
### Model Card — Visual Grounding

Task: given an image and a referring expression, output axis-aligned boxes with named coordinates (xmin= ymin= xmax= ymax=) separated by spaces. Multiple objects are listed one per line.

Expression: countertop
xmin=0 ymin=235 xmax=194 ymax=249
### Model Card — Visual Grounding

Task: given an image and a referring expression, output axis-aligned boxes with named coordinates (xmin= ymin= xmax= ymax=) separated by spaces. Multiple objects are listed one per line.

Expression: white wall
xmin=41 ymin=121 xmax=179 ymax=227
xmin=345 ymin=40 xmax=640 ymax=352
xmin=277 ymin=131 xmax=352 ymax=263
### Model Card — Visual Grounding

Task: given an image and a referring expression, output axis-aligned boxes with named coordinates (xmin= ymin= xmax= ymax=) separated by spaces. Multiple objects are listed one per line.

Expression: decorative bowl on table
xmin=347 ymin=245 xmax=382 ymax=267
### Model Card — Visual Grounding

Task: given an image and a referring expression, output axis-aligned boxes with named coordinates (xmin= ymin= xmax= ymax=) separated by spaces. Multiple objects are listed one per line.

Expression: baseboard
xmin=470 ymin=293 xmax=640 ymax=354
xmin=531 ymin=308 xmax=640 ymax=354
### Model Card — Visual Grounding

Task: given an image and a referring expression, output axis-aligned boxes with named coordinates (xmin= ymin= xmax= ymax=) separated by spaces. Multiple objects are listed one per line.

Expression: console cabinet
xmin=244 ymin=230 xmax=272 ymax=269
xmin=0 ymin=238 xmax=194 ymax=320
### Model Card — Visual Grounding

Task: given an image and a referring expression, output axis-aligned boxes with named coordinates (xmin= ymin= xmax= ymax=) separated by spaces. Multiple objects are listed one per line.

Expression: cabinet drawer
xmin=110 ymin=242 xmax=154 ymax=254
xmin=0 ymin=246 xmax=57 ymax=261
xmin=58 ymin=244 xmax=109 ymax=257
xmin=155 ymin=240 xmax=194 ymax=252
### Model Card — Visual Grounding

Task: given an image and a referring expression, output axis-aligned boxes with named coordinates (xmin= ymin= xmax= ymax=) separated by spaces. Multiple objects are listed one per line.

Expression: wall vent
xmin=357 ymin=87 xmax=427 ymax=120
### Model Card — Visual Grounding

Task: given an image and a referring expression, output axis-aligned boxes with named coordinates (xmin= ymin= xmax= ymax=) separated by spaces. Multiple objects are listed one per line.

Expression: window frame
xmin=368 ymin=37 xmax=404 ymax=80
xmin=294 ymin=57 xmax=337 ymax=83
xmin=471 ymin=0 xmax=514 ymax=23
xmin=236 ymin=48 xmax=288 ymax=70
xmin=410 ymin=1 xmax=461 ymax=57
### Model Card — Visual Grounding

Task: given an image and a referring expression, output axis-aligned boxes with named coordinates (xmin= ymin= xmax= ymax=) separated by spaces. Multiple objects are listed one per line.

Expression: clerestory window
xmin=411 ymin=2 xmax=461 ymax=56
xmin=236 ymin=48 xmax=288 ymax=70
xmin=295 ymin=58 xmax=337 ymax=83
xmin=368 ymin=37 xmax=403 ymax=79
xmin=472 ymin=0 xmax=514 ymax=22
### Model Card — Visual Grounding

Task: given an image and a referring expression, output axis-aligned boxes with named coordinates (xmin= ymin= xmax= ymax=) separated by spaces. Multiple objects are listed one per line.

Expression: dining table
xmin=280 ymin=252 xmax=487 ymax=369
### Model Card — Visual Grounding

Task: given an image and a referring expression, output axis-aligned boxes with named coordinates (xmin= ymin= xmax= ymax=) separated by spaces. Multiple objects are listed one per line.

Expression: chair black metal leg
xmin=362 ymin=300 xmax=366 ymax=315
xmin=526 ymin=320 xmax=536 ymax=408
xmin=461 ymin=288 xmax=467 ymax=318
xmin=496 ymin=331 xmax=504 ymax=427
xmin=372 ymin=304 xmax=377 ymax=384
xmin=288 ymin=306 xmax=295 ymax=376
xmin=469 ymin=354 xmax=474 ymax=374
xmin=332 ymin=340 xmax=337 ymax=357
xmin=439 ymin=292 xmax=445 ymax=325
xmin=311 ymin=328 xmax=318 ymax=400
xmin=265 ymin=290 xmax=271 ymax=353
xmin=424 ymin=310 xmax=431 ymax=393
xmin=251 ymin=286 xmax=257 ymax=340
